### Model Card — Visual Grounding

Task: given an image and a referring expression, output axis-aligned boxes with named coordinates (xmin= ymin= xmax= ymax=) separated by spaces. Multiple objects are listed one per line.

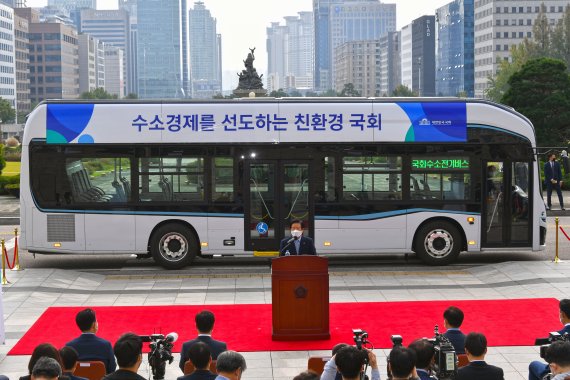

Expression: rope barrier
xmin=2 ymin=243 xmax=15 ymax=270
xmin=561 ymin=226 xmax=570 ymax=242
xmin=1 ymin=239 xmax=9 ymax=285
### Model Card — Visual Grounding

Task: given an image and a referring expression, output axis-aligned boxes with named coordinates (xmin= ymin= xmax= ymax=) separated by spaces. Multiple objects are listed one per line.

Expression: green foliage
xmin=305 ymin=91 xmax=319 ymax=97
xmin=485 ymin=43 xmax=530 ymax=102
xmin=4 ymin=183 xmax=19 ymax=198
xmin=288 ymin=90 xmax=302 ymax=97
xmin=125 ymin=93 xmax=138 ymax=99
xmin=391 ymin=85 xmax=417 ymax=97
xmin=340 ymin=83 xmax=361 ymax=97
xmin=321 ymin=89 xmax=338 ymax=97
xmin=0 ymin=145 xmax=4 ymax=174
xmin=501 ymin=58 xmax=570 ymax=146
xmin=0 ymin=174 xmax=19 ymax=194
xmin=269 ymin=88 xmax=289 ymax=97
xmin=213 ymin=93 xmax=225 ymax=99
xmin=80 ymin=88 xmax=118 ymax=100
xmin=0 ymin=98 xmax=15 ymax=123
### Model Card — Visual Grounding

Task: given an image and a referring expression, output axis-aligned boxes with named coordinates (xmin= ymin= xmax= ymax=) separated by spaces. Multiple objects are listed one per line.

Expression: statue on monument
xmin=236 ymin=47 xmax=265 ymax=91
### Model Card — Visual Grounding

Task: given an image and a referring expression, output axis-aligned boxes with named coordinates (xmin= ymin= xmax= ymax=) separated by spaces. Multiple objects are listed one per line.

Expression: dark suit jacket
xmin=545 ymin=161 xmax=563 ymax=184
xmin=279 ymin=236 xmax=316 ymax=256
xmin=179 ymin=336 xmax=227 ymax=372
xmin=64 ymin=372 xmax=89 ymax=380
xmin=443 ymin=329 xmax=466 ymax=354
xmin=177 ymin=369 xmax=217 ymax=380
xmin=559 ymin=324 xmax=570 ymax=335
xmin=103 ymin=369 xmax=146 ymax=380
xmin=457 ymin=361 xmax=504 ymax=380
xmin=66 ymin=333 xmax=116 ymax=373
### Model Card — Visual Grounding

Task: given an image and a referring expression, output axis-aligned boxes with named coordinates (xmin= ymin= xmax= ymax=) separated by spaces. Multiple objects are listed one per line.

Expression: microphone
xmin=286 ymin=237 xmax=295 ymax=244
xmin=165 ymin=332 xmax=178 ymax=343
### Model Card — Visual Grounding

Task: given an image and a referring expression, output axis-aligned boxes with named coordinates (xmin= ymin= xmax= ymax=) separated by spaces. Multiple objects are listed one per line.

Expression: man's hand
xmin=366 ymin=349 xmax=378 ymax=369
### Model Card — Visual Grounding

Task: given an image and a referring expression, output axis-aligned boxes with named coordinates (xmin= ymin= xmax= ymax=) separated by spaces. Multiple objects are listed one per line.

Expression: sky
xmin=26 ymin=0 xmax=453 ymax=89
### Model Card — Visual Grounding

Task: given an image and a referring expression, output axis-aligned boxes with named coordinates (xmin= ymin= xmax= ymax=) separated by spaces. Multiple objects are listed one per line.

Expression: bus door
xmin=244 ymin=160 xmax=313 ymax=253
xmin=482 ymin=161 xmax=532 ymax=247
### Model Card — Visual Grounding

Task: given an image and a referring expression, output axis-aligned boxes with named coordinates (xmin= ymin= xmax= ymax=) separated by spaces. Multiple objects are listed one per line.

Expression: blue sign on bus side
xmin=256 ymin=222 xmax=268 ymax=235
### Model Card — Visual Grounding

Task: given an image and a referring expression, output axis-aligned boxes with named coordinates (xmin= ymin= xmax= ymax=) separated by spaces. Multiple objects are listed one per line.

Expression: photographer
xmin=529 ymin=299 xmax=570 ymax=380
xmin=104 ymin=333 xmax=146 ymax=380
xmin=544 ymin=341 xmax=570 ymax=380
xmin=388 ymin=347 xmax=419 ymax=380
xmin=457 ymin=332 xmax=503 ymax=380
xmin=408 ymin=339 xmax=435 ymax=380
xmin=321 ymin=346 xmax=379 ymax=380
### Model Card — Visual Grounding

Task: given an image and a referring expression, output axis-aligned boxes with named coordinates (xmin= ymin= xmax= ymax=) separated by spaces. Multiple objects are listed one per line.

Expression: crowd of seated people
xmin=9 ymin=301 xmax=570 ymax=380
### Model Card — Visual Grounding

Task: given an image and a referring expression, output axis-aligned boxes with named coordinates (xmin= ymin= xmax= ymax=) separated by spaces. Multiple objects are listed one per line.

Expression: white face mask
xmin=291 ymin=230 xmax=302 ymax=238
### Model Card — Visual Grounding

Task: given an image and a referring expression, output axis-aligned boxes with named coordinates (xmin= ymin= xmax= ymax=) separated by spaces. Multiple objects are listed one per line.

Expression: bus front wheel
xmin=415 ymin=221 xmax=462 ymax=265
xmin=150 ymin=223 xmax=197 ymax=269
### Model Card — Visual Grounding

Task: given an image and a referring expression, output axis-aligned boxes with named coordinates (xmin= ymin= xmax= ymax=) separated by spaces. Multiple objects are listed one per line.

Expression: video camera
xmin=139 ymin=332 xmax=178 ymax=380
xmin=538 ymin=332 xmax=570 ymax=359
xmin=352 ymin=329 xmax=371 ymax=380
xmin=429 ymin=325 xmax=457 ymax=380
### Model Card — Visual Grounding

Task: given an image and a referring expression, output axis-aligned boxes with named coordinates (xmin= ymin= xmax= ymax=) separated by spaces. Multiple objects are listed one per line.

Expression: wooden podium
xmin=271 ymin=256 xmax=330 ymax=341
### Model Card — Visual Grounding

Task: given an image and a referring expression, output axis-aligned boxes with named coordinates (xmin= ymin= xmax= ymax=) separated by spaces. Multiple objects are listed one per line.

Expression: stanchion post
xmin=13 ymin=227 xmax=21 ymax=271
xmin=554 ymin=217 xmax=560 ymax=263
xmin=1 ymin=239 xmax=7 ymax=285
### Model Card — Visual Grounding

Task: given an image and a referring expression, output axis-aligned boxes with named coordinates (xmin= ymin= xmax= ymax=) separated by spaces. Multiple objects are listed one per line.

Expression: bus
xmin=20 ymin=98 xmax=546 ymax=269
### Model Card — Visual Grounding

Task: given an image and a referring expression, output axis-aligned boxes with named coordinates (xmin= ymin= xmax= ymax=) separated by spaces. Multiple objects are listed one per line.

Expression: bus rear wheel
xmin=150 ymin=223 xmax=197 ymax=269
xmin=415 ymin=221 xmax=462 ymax=265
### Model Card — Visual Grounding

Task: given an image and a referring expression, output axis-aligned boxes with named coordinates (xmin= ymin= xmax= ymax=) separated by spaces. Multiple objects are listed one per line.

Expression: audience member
xmin=292 ymin=371 xmax=319 ymax=380
xmin=180 ymin=311 xmax=227 ymax=372
xmin=31 ymin=357 xmax=62 ymax=380
xmin=59 ymin=347 xmax=88 ymax=380
xmin=65 ymin=308 xmax=116 ymax=374
xmin=177 ymin=342 xmax=216 ymax=380
xmin=408 ymin=339 xmax=435 ymax=380
xmin=21 ymin=344 xmax=65 ymax=380
xmin=529 ymin=299 xmax=570 ymax=380
xmin=331 ymin=343 xmax=349 ymax=380
xmin=544 ymin=341 xmax=570 ymax=380
xmin=103 ymin=333 xmax=145 ymax=380
xmin=321 ymin=346 xmax=379 ymax=380
xmin=388 ymin=347 xmax=418 ymax=380
xmin=443 ymin=306 xmax=466 ymax=354
xmin=456 ymin=332 xmax=503 ymax=380
xmin=214 ymin=351 xmax=246 ymax=380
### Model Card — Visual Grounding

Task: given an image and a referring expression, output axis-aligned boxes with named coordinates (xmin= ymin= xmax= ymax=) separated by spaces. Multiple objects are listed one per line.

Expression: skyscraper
xmin=119 ymin=0 xmax=137 ymax=96
xmin=189 ymin=1 xmax=221 ymax=98
xmin=333 ymin=40 xmax=381 ymax=96
xmin=105 ymin=45 xmax=124 ymax=98
xmin=436 ymin=0 xmax=474 ymax=97
xmin=378 ymin=31 xmax=400 ymax=96
xmin=48 ymin=0 xmax=96 ymax=13
xmin=313 ymin=0 xmax=396 ymax=91
xmin=78 ymin=34 xmax=105 ymax=93
xmin=137 ymin=0 xmax=187 ymax=99
xmin=80 ymin=9 xmax=130 ymax=96
xmin=0 ymin=4 xmax=16 ymax=111
xmin=14 ymin=12 xmax=30 ymax=118
xmin=401 ymin=15 xmax=436 ymax=96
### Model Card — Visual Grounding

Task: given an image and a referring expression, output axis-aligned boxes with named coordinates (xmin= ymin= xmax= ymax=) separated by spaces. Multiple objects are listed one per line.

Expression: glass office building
xmin=436 ymin=0 xmax=474 ymax=97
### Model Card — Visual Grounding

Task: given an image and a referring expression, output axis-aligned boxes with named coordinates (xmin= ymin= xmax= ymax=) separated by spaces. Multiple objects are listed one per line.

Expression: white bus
xmin=20 ymin=98 xmax=546 ymax=269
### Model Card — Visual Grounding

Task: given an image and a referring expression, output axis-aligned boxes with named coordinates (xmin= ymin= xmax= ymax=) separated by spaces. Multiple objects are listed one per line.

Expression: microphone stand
xmin=280 ymin=238 xmax=296 ymax=256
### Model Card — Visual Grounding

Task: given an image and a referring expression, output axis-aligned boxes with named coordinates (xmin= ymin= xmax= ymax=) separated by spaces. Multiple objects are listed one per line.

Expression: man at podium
xmin=279 ymin=220 xmax=317 ymax=256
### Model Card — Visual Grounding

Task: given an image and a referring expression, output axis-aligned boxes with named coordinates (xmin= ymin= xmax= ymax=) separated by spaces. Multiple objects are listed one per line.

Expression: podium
xmin=271 ymin=256 xmax=330 ymax=340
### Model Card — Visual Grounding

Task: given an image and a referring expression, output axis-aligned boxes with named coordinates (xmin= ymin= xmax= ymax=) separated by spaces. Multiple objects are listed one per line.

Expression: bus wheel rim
xmin=159 ymin=233 xmax=188 ymax=261
xmin=424 ymin=229 xmax=453 ymax=258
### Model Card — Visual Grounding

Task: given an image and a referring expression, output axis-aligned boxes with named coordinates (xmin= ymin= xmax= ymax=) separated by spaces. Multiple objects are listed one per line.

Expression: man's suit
xmin=177 ymin=369 xmax=217 ymax=380
xmin=529 ymin=324 xmax=570 ymax=380
xmin=457 ymin=361 xmax=504 ymax=380
xmin=544 ymin=160 xmax=564 ymax=209
xmin=64 ymin=372 xmax=89 ymax=380
xmin=66 ymin=333 xmax=116 ymax=373
xmin=279 ymin=236 xmax=316 ymax=256
xmin=103 ymin=369 xmax=146 ymax=380
xmin=443 ymin=329 xmax=466 ymax=354
xmin=179 ymin=336 xmax=227 ymax=372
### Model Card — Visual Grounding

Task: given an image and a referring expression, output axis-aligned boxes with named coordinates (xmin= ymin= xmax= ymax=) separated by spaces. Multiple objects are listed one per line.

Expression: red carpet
xmin=9 ymin=298 xmax=558 ymax=355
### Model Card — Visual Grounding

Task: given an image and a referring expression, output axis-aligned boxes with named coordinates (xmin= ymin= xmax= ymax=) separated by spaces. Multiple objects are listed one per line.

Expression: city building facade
xmin=189 ymin=1 xmax=221 ymax=98
xmin=436 ymin=0 xmax=474 ymax=97
xmin=27 ymin=21 xmax=79 ymax=103
xmin=474 ymin=0 xmax=567 ymax=97
xmin=48 ymin=0 xmax=96 ymax=13
xmin=401 ymin=15 xmax=436 ymax=97
xmin=333 ymin=40 xmax=380 ymax=97
xmin=14 ymin=12 xmax=30 ymax=118
xmin=119 ymin=0 xmax=137 ymax=96
xmin=80 ymin=9 xmax=130 ymax=97
xmin=0 ymin=4 xmax=17 ymax=111
xmin=137 ymin=0 xmax=187 ymax=99
xmin=104 ymin=44 xmax=124 ymax=98
xmin=78 ymin=33 xmax=105 ymax=94
xmin=378 ymin=31 xmax=400 ymax=96
xmin=400 ymin=23 xmax=412 ymax=90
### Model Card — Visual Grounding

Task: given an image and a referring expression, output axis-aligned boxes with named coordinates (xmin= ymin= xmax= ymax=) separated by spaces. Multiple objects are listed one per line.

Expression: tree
xmin=269 ymin=88 xmax=288 ymax=97
xmin=340 ymin=83 xmax=361 ymax=97
xmin=125 ymin=93 xmax=138 ymax=99
xmin=0 ymin=98 xmax=15 ymax=123
xmin=485 ymin=43 xmax=530 ymax=102
xmin=0 ymin=145 xmax=5 ymax=175
xmin=391 ymin=85 xmax=416 ymax=97
xmin=551 ymin=5 xmax=570 ymax=67
xmin=528 ymin=4 xmax=552 ymax=58
xmin=320 ymin=89 xmax=338 ymax=97
xmin=288 ymin=90 xmax=302 ymax=97
xmin=80 ymin=88 xmax=118 ymax=100
xmin=305 ymin=91 xmax=319 ymax=97
xmin=502 ymin=58 xmax=570 ymax=146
